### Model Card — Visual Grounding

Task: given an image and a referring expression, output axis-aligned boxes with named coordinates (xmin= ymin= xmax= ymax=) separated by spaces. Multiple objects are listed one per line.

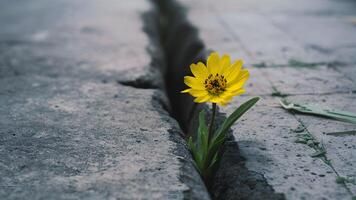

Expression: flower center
xmin=204 ymin=73 xmax=227 ymax=95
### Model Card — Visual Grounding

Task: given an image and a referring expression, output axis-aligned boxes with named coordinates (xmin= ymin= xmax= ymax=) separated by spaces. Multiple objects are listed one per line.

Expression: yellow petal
xmin=227 ymin=77 xmax=248 ymax=92
xmin=225 ymin=60 xmax=243 ymax=80
xmin=188 ymin=89 xmax=208 ymax=97
xmin=219 ymin=54 xmax=231 ymax=75
xmin=194 ymin=95 xmax=211 ymax=103
xmin=210 ymin=96 xmax=224 ymax=104
xmin=184 ymin=76 xmax=204 ymax=90
xmin=227 ymin=69 xmax=249 ymax=87
xmin=181 ymin=88 xmax=191 ymax=93
xmin=218 ymin=101 xmax=229 ymax=106
xmin=229 ymin=88 xmax=246 ymax=96
xmin=221 ymin=92 xmax=234 ymax=101
xmin=218 ymin=96 xmax=233 ymax=106
xmin=190 ymin=62 xmax=208 ymax=79
xmin=207 ymin=52 xmax=220 ymax=75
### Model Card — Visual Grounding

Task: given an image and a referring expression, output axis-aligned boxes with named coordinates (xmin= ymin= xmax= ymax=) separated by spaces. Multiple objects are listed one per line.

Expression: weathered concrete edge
xmin=0 ymin=0 xmax=210 ymax=199
xmin=152 ymin=0 xmax=285 ymax=199
xmin=138 ymin=3 xmax=211 ymax=199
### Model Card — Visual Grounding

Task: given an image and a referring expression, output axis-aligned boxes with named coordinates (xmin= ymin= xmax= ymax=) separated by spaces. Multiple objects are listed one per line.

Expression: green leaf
xmin=208 ymin=134 xmax=225 ymax=161
xmin=280 ymin=99 xmax=356 ymax=124
xmin=326 ymin=130 xmax=356 ymax=136
xmin=336 ymin=176 xmax=356 ymax=185
xmin=206 ymin=97 xmax=260 ymax=164
xmin=293 ymin=125 xmax=305 ymax=133
xmin=197 ymin=110 xmax=208 ymax=157
xmin=188 ymin=137 xmax=203 ymax=173
xmin=295 ymin=138 xmax=307 ymax=144
xmin=206 ymin=151 xmax=219 ymax=170
xmin=271 ymin=86 xmax=288 ymax=97
xmin=311 ymin=149 xmax=326 ymax=157
xmin=204 ymin=151 xmax=220 ymax=178
xmin=188 ymin=137 xmax=197 ymax=161
xmin=188 ymin=97 xmax=260 ymax=182
xmin=214 ymin=97 xmax=260 ymax=143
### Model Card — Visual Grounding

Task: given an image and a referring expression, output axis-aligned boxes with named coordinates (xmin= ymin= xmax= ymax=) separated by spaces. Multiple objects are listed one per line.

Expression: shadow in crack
xmin=211 ymin=134 xmax=285 ymax=200
xmin=151 ymin=0 xmax=287 ymax=199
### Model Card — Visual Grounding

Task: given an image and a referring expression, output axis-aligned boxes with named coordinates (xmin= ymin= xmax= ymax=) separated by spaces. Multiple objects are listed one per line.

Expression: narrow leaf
xmin=198 ymin=110 xmax=208 ymax=157
xmin=326 ymin=130 xmax=356 ymax=136
xmin=311 ymin=149 xmax=326 ymax=157
xmin=215 ymin=97 xmax=260 ymax=141
xmin=280 ymin=99 xmax=356 ymax=124
xmin=206 ymin=151 xmax=219 ymax=172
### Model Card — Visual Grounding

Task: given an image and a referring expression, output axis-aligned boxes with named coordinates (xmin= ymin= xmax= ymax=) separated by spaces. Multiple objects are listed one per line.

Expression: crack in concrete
xmin=148 ymin=0 xmax=286 ymax=199
xmin=141 ymin=2 xmax=210 ymax=199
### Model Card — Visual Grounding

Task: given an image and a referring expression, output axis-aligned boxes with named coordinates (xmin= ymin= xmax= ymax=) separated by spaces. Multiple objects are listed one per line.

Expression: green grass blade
xmin=280 ymin=99 xmax=356 ymax=124
xmin=198 ymin=110 xmax=208 ymax=157
xmin=214 ymin=97 xmax=260 ymax=142
xmin=326 ymin=130 xmax=356 ymax=136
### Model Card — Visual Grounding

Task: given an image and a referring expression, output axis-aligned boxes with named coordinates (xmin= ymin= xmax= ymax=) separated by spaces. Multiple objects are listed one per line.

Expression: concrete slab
xmin=260 ymin=66 xmax=354 ymax=95
xmin=287 ymin=94 xmax=356 ymax=195
xmin=0 ymin=0 xmax=209 ymax=199
xmin=220 ymin=96 xmax=353 ymax=200
xmin=178 ymin=0 xmax=356 ymax=65
xmin=0 ymin=76 xmax=202 ymax=199
xmin=175 ymin=0 xmax=356 ymax=199
xmin=0 ymin=0 xmax=161 ymax=87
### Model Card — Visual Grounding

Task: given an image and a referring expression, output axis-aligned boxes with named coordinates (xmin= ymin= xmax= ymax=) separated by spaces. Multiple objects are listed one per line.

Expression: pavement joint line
xmin=213 ymin=9 xmax=255 ymax=60
xmin=331 ymin=64 xmax=356 ymax=85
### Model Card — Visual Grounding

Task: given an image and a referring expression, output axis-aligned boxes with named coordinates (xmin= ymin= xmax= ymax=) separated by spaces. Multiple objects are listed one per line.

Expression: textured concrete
xmin=176 ymin=0 xmax=356 ymax=199
xmin=2 ymin=0 xmax=355 ymax=199
xmin=220 ymin=96 xmax=354 ymax=200
xmin=179 ymin=0 xmax=356 ymax=66
xmin=0 ymin=0 xmax=209 ymax=199
xmin=0 ymin=0 xmax=162 ymax=87
xmin=288 ymin=94 xmax=356 ymax=195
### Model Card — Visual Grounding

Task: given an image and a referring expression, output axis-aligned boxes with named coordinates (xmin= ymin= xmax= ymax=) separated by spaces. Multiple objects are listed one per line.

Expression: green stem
xmin=208 ymin=103 xmax=217 ymax=144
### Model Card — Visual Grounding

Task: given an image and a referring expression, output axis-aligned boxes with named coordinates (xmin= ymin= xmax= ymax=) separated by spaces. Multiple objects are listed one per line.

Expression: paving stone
xmin=219 ymin=96 xmax=353 ymax=200
xmin=2 ymin=0 xmax=355 ymax=199
xmin=176 ymin=0 xmax=356 ymax=199
xmin=0 ymin=76 xmax=199 ymax=199
xmin=287 ymin=94 xmax=356 ymax=195
xmin=0 ymin=0 xmax=209 ymax=199
xmin=261 ymin=66 xmax=355 ymax=95
xmin=242 ymin=67 xmax=274 ymax=96
xmin=178 ymin=0 xmax=356 ymax=65
xmin=334 ymin=65 xmax=356 ymax=89
xmin=0 ymin=0 xmax=161 ymax=87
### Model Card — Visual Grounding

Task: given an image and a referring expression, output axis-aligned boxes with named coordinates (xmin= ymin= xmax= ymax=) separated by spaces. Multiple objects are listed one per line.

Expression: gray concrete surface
xmin=0 ymin=0 xmax=209 ymax=199
xmin=177 ymin=0 xmax=356 ymax=199
xmin=1 ymin=0 xmax=356 ymax=199
xmin=179 ymin=0 xmax=356 ymax=66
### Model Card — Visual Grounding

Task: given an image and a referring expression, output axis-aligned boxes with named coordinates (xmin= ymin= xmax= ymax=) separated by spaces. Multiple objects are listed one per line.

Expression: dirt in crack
xmin=149 ymin=0 xmax=286 ymax=199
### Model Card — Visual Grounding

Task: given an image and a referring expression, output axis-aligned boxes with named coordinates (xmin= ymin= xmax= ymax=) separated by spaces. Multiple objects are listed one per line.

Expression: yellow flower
xmin=181 ymin=52 xmax=249 ymax=106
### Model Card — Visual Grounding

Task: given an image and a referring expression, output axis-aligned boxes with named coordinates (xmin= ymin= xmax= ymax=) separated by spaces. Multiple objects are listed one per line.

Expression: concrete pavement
xmin=1 ymin=0 xmax=355 ymax=199
xmin=176 ymin=0 xmax=356 ymax=199
xmin=0 ymin=0 xmax=209 ymax=199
